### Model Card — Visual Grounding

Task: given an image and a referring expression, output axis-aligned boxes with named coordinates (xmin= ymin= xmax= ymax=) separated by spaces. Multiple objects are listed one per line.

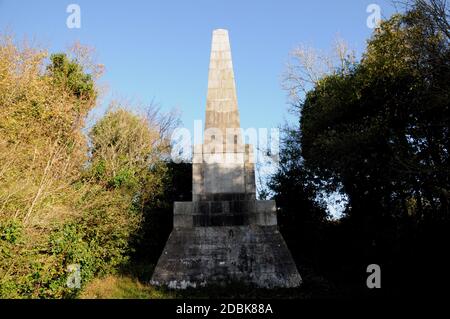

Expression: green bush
xmin=0 ymin=220 xmax=22 ymax=244
xmin=0 ymin=36 xmax=174 ymax=299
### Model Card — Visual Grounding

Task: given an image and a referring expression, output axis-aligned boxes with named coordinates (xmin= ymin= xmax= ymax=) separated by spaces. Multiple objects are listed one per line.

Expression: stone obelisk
xmin=151 ymin=29 xmax=302 ymax=289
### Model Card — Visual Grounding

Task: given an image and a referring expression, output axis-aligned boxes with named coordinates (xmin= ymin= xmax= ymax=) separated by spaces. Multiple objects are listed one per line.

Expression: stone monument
xmin=151 ymin=29 xmax=302 ymax=289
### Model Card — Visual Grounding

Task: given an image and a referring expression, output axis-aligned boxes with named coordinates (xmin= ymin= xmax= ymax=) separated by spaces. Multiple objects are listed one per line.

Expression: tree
xmin=0 ymin=36 xmax=98 ymax=227
xmin=0 ymin=35 xmax=180 ymax=298
xmin=274 ymin=0 xmax=449 ymax=296
xmin=0 ymin=35 xmax=104 ymax=297
xmin=87 ymin=104 xmax=177 ymax=209
xmin=300 ymin=7 xmax=449 ymax=222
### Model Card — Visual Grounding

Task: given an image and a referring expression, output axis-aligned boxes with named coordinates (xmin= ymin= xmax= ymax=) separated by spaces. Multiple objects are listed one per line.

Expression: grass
xmin=79 ymin=262 xmax=338 ymax=299
xmin=79 ymin=276 xmax=312 ymax=299
xmin=80 ymin=275 xmax=176 ymax=299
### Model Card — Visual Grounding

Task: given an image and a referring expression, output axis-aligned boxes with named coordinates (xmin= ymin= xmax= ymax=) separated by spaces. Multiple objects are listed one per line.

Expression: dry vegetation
xmin=0 ymin=34 xmax=177 ymax=298
xmin=80 ymin=275 xmax=176 ymax=299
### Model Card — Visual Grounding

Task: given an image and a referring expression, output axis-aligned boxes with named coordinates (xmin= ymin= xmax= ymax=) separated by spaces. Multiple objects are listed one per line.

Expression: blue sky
xmin=1 ymin=0 xmax=397 ymax=216
xmin=0 ymin=0 xmax=397 ymax=129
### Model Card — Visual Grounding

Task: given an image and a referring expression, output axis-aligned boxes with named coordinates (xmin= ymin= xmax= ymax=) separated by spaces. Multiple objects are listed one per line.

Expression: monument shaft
xmin=151 ymin=29 xmax=302 ymax=289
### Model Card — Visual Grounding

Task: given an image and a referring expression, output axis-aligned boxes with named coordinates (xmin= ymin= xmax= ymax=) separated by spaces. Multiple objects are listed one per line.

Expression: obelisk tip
xmin=212 ymin=28 xmax=228 ymax=35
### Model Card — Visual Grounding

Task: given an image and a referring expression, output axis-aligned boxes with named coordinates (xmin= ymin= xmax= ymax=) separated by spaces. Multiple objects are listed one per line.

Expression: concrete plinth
xmin=150 ymin=225 xmax=302 ymax=289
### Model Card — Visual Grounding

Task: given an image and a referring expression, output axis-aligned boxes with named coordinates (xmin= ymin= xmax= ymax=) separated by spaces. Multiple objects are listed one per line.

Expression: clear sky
xmin=1 ymin=0 xmax=397 ymax=216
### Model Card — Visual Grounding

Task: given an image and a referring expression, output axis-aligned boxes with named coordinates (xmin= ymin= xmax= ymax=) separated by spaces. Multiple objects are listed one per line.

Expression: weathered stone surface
xmin=150 ymin=226 xmax=302 ymax=289
xmin=151 ymin=29 xmax=302 ymax=289
xmin=173 ymin=200 xmax=278 ymax=228
xmin=205 ymin=29 xmax=240 ymax=139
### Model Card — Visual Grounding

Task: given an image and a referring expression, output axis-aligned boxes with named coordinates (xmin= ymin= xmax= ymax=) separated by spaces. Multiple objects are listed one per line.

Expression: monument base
xmin=150 ymin=200 xmax=302 ymax=289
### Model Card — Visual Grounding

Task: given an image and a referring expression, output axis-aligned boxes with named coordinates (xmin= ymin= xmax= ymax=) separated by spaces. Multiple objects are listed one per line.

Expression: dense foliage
xmin=271 ymin=0 xmax=449 ymax=296
xmin=0 ymin=37 xmax=176 ymax=298
xmin=301 ymin=11 xmax=449 ymax=220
